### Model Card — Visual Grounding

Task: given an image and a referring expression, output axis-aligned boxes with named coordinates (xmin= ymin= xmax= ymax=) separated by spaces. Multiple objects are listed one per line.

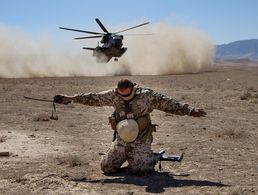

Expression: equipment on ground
xmin=154 ymin=150 xmax=184 ymax=171
xmin=155 ymin=150 xmax=184 ymax=162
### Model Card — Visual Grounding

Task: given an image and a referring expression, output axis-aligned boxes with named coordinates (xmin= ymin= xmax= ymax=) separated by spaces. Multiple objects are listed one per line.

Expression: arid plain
xmin=1 ymin=63 xmax=258 ymax=194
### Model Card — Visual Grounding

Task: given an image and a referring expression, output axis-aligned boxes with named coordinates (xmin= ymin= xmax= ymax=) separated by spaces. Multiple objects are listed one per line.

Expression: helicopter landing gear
xmin=114 ymin=58 xmax=118 ymax=61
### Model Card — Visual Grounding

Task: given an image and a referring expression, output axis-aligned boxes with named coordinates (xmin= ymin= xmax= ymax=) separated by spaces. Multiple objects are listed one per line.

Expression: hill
xmin=215 ymin=39 xmax=258 ymax=61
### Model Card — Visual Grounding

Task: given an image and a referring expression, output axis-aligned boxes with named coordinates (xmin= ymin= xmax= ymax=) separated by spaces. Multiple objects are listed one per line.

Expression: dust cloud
xmin=0 ymin=24 xmax=214 ymax=78
xmin=118 ymin=23 xmax=214 ymax=75
xmin=0 ymin=25 xmax=113 ymax=78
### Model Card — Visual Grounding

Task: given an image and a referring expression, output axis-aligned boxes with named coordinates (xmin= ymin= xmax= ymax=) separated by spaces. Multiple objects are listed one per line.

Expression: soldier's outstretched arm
xmin=54 ymin=89 xmax=116 ymax=107
xmin=149 ymin=90 xmax=194 ymax=116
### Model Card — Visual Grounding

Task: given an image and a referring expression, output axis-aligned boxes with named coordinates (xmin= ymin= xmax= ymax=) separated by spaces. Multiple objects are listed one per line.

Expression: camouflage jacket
xmin=74 ymin=87 xmax=193 ymax=118
xmin=74 ymin=87 xmax=193 ymax=141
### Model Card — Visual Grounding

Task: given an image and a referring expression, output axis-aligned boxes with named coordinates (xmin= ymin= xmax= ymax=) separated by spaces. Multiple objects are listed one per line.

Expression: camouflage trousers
xmin=100 ymin=136 xmax=158 ymax=174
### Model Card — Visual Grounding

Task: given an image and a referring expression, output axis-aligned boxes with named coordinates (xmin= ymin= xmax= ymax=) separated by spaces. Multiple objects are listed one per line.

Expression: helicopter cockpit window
xmin=112 ymin=37 xmax=122 ymax=46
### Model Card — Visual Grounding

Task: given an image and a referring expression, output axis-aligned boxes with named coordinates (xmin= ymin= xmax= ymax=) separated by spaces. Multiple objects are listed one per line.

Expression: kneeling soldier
xmin=54 ymin=79 xmax=206 ymax=174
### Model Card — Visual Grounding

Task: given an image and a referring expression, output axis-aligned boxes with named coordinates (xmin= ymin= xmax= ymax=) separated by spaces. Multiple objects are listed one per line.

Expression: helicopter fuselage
xmin=101 ymin=34 xmax=123 ymax=48
xmin=93 ymin=45 xmax=127 ymax=63
xmin=89 ymin=33 xmax=126 ymax=62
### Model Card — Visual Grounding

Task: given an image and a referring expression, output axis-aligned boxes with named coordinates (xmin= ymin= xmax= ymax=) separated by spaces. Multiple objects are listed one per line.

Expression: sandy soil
xmin=0 ymin=64 xmax=258 ymax=194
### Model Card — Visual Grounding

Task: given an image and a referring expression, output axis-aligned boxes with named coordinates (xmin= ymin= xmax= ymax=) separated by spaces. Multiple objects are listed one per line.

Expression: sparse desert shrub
xmin=68 ymin=155 xmax=82 ymax=167
xmin=216 ymin=129 xmax=247 ymax=139
xmin=240 ymin=92 xmax=252 ymax=100
xmin=252 ymin=99 xmax=258 ymax=104
xmin=14 ymin=174 xmax=28 ymax=184
xmin=230 ymin=187 xmax=250 ymax=195
xmin=2 ymin=86 xmax=12 ymax=92
xmin=24 ymin=88 xmax=32 ymax=94
xmin=57 ymin=154 xmax=82 ymax=167
xmin=240 ymin=89 xmax=258 ymax=101
xmin=180 ymin=94 xmax=188 ymax=100
xmin=253 ymin=93 xmax=258 ymax=98
xmin=68 ymin=124 xmax=76 ymax=128
xmin=247 ymin=86 xmax=256 ymax=92
xmin=0 ymin=135 xmax=7 ymax=143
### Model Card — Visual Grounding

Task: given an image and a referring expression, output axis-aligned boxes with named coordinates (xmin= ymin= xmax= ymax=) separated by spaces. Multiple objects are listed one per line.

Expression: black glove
xmin=53 ymin=95 xmax=65 ymax=104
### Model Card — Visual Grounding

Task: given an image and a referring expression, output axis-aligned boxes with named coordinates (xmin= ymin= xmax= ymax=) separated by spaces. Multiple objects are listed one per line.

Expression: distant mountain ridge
xmin=215 ymin=39 xmax=258 ymax=61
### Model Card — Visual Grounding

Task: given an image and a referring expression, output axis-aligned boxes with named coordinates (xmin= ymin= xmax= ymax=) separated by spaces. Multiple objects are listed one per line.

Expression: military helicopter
xmin=59 ymin=18 xmax=149 ymax=63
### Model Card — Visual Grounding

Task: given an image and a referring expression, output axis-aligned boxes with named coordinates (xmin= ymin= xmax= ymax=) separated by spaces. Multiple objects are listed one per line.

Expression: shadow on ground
xmin=71 ymin=170 xmax=228 ymax=193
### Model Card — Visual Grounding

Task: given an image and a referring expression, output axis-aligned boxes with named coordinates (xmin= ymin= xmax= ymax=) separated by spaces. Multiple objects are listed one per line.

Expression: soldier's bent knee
xmin=100 ymin=157 xmax=116 ymax=174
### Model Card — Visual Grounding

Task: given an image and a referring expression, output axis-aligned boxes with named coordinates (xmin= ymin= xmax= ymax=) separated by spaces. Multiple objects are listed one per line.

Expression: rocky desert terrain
xmin=1 ymin=63 xmax=258 ymax=194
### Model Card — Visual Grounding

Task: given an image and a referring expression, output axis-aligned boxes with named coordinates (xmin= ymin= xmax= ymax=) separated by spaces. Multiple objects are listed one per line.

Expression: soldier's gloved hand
xmin=53 ymin=95 xmax=72 ymax=104
xmin=190 ymin=108 xmax=206 ymax=117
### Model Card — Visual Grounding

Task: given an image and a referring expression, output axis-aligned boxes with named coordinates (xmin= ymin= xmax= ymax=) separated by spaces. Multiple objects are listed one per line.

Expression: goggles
xmin=117 ymin=87 xmax=136 ymax=101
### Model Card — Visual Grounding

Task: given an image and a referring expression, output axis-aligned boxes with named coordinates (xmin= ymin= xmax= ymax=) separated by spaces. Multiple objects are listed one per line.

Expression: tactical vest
xmin=111 ymin=90 xmax=157 ymax=140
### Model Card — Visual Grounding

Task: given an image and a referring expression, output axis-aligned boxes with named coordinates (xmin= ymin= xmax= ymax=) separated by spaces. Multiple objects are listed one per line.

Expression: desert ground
xmin=0 ymin=63 xmax=258 ymax=194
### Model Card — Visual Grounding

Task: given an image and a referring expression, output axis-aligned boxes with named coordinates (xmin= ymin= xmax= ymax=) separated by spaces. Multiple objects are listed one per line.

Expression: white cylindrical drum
xmin=116 ymin=119 xmax=139 ymax=142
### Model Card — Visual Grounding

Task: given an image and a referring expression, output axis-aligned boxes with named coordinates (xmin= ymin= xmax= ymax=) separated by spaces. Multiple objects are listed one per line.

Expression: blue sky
xmin=1 ymin=0 xmax=258 ymax=44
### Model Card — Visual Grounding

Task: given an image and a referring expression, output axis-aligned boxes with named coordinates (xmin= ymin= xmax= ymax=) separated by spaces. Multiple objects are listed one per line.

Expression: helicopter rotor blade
xmin=74 ymin=35 xmax=102 ymax=40
xmin=82 ymin=47 xmax=95 ymax=50
xmin=123 ymin=33 xmax=154 ymax=36
xmin=59 ymin=27 xmax=103 ymax=35
xmin=95 ymin=18 xmax=109 ymax=33
xmin=115 ymin=22 xmax=149 ymax=34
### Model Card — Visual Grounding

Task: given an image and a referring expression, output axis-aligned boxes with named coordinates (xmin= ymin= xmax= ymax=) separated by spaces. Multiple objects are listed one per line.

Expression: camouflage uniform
xmin=74 ymin=87 xmax=193 ymax=174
